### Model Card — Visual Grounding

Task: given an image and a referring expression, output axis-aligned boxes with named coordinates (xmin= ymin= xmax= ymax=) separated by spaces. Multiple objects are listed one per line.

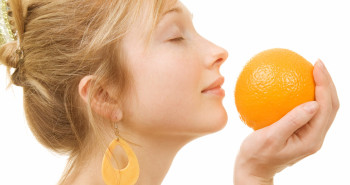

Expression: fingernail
xmin=303 ymin=101 xmax=318 ymax=114
xmin=316 ymin=59 xmax=326 ymax=71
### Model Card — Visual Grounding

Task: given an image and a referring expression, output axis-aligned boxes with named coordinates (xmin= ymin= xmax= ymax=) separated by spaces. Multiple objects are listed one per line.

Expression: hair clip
xmin=0 ymin=0 xmax=15 ymax=45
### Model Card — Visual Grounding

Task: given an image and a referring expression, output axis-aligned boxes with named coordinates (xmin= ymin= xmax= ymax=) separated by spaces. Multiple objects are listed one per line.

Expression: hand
xmin=234 ymin=59 xmax=339 ymax=185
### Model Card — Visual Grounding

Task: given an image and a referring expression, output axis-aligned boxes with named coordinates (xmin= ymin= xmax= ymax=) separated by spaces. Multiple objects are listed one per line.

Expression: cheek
xmin=122 ymin=44 xmax=227 ymax=135
xmin=125 ymin=52 xmax=204 ymax=130
xmin=142 ymin=56 xmax=201 ymax=111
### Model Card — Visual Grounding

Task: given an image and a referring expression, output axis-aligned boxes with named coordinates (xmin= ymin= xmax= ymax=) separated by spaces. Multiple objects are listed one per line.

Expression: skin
xmin=234 ymin=59 xmax=339 ymax=184
xmin=75 ymin=2 xmax=228 ymax=185
xmin=75 ymin=1 xmax=339 ymax=185
xmin=120 ymin=2 xmax=228 ymax=140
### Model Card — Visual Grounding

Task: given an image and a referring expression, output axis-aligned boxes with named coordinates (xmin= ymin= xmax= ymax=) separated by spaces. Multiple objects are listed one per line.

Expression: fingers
xmin=311 ymin=60 xmax=337 ymax=135
xmin=316 ymin=60 xmax=340 ymax=108
xmin=316 ymin=59 xmax=340 ymax=131
xmin=270 ymin=101 xmax=319 ymax=141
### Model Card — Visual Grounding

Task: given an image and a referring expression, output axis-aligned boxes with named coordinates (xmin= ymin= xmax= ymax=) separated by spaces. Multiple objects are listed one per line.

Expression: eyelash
xmin=169 ymin=37 xmax=184 ymax=42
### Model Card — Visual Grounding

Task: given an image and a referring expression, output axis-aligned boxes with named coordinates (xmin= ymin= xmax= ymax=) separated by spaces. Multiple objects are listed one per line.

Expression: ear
xmin=78 ymin=75 xmax=123 ymax=122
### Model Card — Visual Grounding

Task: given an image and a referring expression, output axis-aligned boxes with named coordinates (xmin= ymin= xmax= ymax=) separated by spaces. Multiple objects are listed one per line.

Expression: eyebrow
xmin=157 ymin=6 xmax=183 ymax=24
xmin=158 ymin=6 xmax=193 ymax=24
xmin=163 ymin=6 xmax=183 ymax=17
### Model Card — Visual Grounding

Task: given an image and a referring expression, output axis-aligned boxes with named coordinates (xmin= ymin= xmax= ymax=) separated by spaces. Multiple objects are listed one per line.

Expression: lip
xmin=201 ymin=76 xmax=225 ymax=97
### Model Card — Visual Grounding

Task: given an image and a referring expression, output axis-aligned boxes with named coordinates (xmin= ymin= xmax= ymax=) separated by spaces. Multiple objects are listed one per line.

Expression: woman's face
xmin=120 ymin=1 xmax=228 ymax=138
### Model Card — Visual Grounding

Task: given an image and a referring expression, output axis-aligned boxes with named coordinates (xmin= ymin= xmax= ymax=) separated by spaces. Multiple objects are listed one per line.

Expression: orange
xmin=234 ymin=48 xmax=315 ymax=130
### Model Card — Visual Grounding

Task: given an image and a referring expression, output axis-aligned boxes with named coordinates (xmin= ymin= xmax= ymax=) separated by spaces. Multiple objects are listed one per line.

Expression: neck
xmin=65 ymin=133 xmax=194 ymax=185
xmin=131 ymin=133 xmax=193 ymax=185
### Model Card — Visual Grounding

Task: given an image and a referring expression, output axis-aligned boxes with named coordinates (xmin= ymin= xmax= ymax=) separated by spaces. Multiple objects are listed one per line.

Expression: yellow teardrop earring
xmin=102 ymin=123 xmax=140 ymax=185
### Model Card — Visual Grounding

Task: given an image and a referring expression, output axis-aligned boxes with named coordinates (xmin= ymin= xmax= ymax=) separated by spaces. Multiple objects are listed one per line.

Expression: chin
xmin=211 ymin=109 xmax=228 ymax=132
xmin=198 ymin=107 xmax=228 ymax=135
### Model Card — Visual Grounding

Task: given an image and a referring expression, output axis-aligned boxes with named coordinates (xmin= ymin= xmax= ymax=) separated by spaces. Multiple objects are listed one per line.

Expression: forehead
xmin=128 ymin=0 xmax=183 ymax=42
xmin=157 ymin=0 xmax=183 ymax=22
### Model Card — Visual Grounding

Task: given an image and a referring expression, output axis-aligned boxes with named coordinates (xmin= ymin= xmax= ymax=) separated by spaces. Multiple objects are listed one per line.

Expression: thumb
xmin=270 ymin=101 xmax=319 ymax=141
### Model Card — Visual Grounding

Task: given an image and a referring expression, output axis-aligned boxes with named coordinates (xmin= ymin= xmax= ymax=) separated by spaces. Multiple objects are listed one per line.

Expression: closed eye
xmin=169 ymin=37 xmax=184 ymax=42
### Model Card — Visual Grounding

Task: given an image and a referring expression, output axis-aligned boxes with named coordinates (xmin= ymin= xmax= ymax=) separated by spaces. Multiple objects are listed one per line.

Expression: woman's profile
xmin=0 ymin=0 xmax=339 ymax=184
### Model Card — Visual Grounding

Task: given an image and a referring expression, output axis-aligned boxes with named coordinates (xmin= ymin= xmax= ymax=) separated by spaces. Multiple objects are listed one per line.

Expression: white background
xmin=1 ymin=0 xmax=349 ymax=184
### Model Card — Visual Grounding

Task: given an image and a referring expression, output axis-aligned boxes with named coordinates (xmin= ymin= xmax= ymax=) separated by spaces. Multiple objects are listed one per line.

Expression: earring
xmin=102 ymin=123 xmax=140 ymax=185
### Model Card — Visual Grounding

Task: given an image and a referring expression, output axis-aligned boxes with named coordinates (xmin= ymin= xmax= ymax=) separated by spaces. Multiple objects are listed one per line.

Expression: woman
xmin=0 ymin=0 xmax=339 ymax=184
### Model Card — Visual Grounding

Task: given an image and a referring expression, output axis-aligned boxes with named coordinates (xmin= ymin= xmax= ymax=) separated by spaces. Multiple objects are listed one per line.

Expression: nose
xmin=204 ymin=39 xmax=228 ymax=69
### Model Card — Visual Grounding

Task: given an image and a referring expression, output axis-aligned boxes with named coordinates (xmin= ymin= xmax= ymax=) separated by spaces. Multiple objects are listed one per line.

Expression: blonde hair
xmin=0 ymin=0 xmax=176 ymax=184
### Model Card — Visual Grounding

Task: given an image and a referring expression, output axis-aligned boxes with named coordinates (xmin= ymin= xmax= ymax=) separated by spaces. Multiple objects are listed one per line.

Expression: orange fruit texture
xmin=234 ymin=48 xmax=315 ymax=130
